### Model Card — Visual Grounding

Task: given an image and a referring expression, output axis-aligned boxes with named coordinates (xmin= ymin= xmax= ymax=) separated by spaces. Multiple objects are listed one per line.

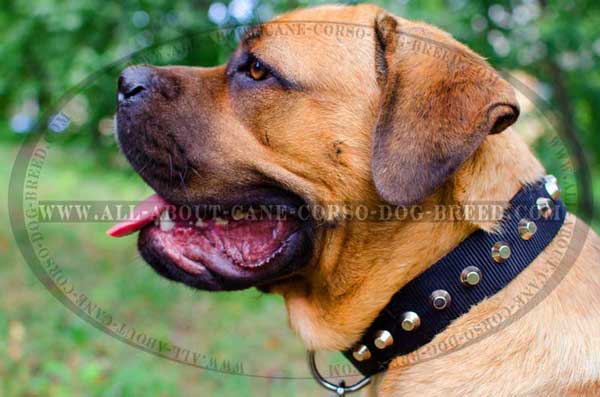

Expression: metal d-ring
xmin=307 ymin=351 xmax=371 ymax=396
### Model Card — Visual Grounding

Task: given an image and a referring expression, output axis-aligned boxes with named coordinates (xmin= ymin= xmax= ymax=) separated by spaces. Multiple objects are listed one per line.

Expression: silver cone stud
xmin=400 ymin=311 xmax=421 ymax=331
xmin=536 ymin=197 xmax=554 ymax=219
xmin=544 ymin=175 xmax=560 ymax=201
xmin=374 ymin=330 xmax=394 ymax=349
xmin=430 ymin=290 xmax=452 ymax=310
xmin=460 ymin=266 xmax=482 ymax=286
xmin=492 ymin=241 xmax=511 ymax=263
xmin=518 ymin=218 xmax=537 ymax=240
xmin=352 ymin=344 xmax=371 ymax=361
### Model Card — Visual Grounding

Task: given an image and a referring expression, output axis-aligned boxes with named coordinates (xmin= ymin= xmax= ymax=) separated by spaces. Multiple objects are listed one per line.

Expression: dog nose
xmin=118 ymin=66 xmax=153 ymax=103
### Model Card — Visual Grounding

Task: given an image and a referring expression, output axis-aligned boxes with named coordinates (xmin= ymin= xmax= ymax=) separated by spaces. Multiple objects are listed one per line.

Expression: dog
xmin=110 ymin=4 xmax=600 ymax=396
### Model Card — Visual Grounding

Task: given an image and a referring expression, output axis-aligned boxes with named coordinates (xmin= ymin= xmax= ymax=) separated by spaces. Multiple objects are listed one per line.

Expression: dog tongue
xmin=106 ymin=194 xmax=168 ymax=237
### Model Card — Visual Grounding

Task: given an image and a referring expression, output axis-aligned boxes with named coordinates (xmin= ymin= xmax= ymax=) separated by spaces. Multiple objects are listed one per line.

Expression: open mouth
xmin=107 ymin=191 xmax=313 ymax=290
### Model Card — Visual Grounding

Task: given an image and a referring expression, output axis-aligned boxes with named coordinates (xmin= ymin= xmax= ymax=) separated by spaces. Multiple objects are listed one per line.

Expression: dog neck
xmin=343 ymin=176 xmax=565 ymax=376
xmin=282 ymin=129 xmax=546 ymax=352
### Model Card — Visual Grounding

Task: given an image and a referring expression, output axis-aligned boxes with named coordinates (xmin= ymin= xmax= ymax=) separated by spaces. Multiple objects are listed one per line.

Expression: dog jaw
xmin=285 ymin=291 xmax=358 ymax=351
xmin=273 ymin=130 xmax=546 ymax=352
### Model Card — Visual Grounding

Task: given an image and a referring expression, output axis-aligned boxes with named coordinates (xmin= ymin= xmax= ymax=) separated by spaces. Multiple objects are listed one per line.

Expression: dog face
xmin=115 ymin=4 xmax=520 ymax=349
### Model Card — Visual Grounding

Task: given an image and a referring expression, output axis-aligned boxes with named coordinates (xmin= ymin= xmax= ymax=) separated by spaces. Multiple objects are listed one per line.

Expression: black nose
xmin=118 ymin=66 xmax=153 ymax=103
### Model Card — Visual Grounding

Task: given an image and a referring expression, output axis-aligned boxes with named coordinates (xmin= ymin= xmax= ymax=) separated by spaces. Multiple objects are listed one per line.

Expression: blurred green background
xmin=2 ymin=0 xmax=600 ymax=396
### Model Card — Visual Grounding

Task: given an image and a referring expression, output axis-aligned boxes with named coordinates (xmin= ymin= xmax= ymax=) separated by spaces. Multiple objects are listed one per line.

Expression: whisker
xmin=135 ymin=161 xmax=149 ymax=175
xmin=168 ymin=153 xmax=174 ymax=184
xmin=190 ymin=166 xmax=202 ymax=178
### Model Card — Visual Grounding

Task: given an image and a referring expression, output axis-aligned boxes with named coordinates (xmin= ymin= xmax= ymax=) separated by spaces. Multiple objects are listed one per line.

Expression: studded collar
xmin=342 ymin=176 xmax=566 ymax=377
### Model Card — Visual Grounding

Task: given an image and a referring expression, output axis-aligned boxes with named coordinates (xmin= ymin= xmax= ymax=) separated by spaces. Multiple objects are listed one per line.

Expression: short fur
xmin=124 ymin=4 xmax=600 ymax=395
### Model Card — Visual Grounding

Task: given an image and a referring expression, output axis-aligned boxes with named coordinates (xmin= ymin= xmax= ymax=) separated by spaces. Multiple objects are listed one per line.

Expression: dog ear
xmin=372 ymin=13 xmax=520 ymax=206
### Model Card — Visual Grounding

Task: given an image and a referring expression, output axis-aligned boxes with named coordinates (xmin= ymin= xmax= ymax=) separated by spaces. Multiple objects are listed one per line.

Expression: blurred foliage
xmin=2 ymin=0 xmax=600 ymax=212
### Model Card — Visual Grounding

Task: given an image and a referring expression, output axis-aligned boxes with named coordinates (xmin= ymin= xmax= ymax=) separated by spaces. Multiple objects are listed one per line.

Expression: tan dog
xmin=111 ymin=4 xmax=600 ymax=395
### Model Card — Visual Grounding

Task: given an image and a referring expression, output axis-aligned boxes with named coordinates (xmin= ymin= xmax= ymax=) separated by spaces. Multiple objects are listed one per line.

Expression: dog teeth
xmin=265 ymin=244 xmax=286 ymax=265
xmin=252 ymin=242 xmax=287 ymax=268
xmin=195 ymin=218 xmax=206 ymax=227
xmin=159 ymin=211 xmax=175 ymax=232
xmin=215 ymin=217 xmax=228 ymax=225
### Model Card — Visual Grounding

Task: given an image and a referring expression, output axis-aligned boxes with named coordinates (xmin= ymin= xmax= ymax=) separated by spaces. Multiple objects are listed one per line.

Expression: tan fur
xmin=377 ymin=216 xmax=600 ymax=396
xmin=137 ymin=4 xmax=600 ymax=394
xmin=264 ymin=6 xmax=600 ymax=396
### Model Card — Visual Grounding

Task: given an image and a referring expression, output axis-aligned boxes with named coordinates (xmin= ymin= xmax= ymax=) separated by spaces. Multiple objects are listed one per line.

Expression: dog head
xmin=114 ymin=4 xmax=531 ymax=349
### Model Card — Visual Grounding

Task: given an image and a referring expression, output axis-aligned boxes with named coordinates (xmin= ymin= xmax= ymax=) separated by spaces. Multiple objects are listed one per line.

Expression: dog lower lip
xmin=156 ymin=207 xmax=301 ymax=270
xmin=135 ymin=193 xmax=314 ymax=291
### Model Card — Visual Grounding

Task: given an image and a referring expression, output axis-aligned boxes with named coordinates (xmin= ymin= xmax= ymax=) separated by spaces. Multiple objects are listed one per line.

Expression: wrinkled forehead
xmin=238 ymin=5 xmax=379 ymax=90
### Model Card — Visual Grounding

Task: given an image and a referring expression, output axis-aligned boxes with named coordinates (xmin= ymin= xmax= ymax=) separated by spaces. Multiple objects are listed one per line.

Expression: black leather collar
xmin=343 ymin=176 xmax=566 ymax=376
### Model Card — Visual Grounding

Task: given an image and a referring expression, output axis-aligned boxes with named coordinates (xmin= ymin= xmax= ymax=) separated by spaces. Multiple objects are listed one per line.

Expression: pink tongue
xmin=106 ymin=194 xmax=168 ymax=237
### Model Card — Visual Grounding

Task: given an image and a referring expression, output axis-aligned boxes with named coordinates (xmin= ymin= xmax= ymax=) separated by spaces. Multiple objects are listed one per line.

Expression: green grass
xmin=0 ymin=142 xmax=359 ymax=397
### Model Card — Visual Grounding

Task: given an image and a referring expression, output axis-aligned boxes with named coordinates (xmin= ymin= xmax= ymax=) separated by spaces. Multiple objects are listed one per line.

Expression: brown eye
xmin=249 ymin=60 xmax=268 ymax=81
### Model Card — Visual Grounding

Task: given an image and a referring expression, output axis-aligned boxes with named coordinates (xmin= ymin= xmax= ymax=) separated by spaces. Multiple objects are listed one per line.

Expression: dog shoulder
xmin=377 ymin=216 xmax=600 ymax=396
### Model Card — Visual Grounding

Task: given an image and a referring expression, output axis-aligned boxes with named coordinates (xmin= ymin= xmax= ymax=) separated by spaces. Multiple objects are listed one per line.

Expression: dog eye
xmin=249 ymin=60 xmax=269 ymax=81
